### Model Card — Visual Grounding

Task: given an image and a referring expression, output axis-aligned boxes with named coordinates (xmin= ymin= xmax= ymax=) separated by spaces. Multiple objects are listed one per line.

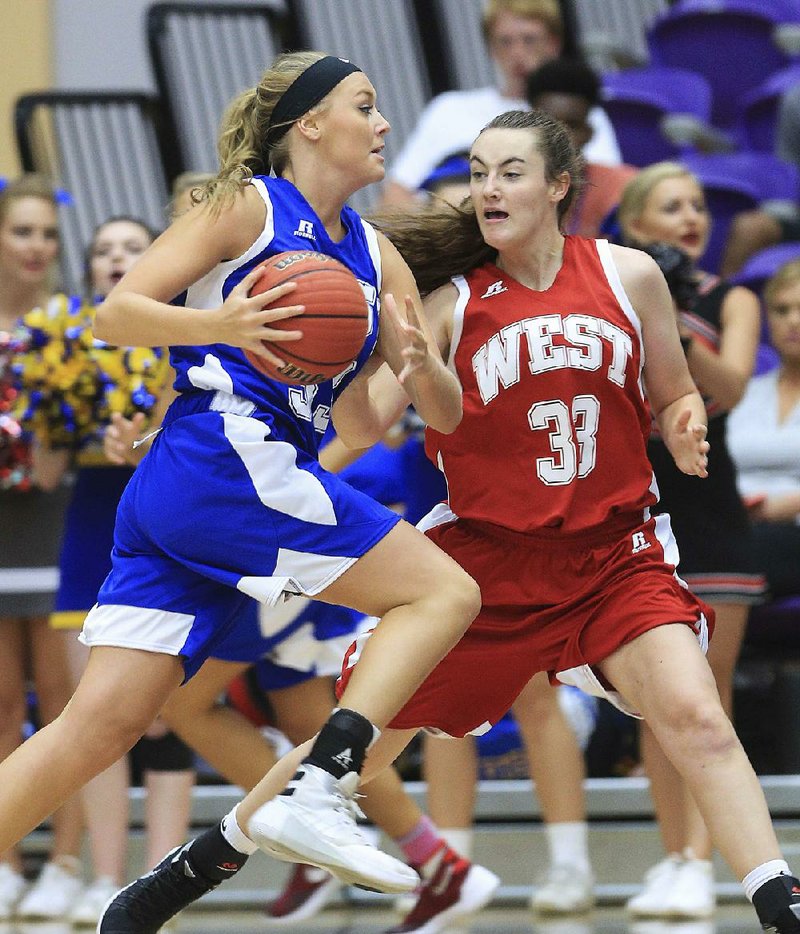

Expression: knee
xmin=657 ymin=694 xmax=738 ymax=760
xmin=439 ymin=568 xmax=482 ymax=626
xmin=62 ymin=697 xmax=154 ymax=763
xmin=516 ymin=684 xmax=560 ymax=727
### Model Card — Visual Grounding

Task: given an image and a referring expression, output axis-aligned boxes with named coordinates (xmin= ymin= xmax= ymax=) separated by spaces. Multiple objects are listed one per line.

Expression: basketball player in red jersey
xmin=340 ymin=109 xmax=797 ymax=934
xmin=100 ymin=106 xmax=800 ymax=932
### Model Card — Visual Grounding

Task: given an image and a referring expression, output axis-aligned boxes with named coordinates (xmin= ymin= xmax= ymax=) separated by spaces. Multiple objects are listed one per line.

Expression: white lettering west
xmin=472 ymin=322 xmax=523 ymax=403
xmin=522 ymin=315 xmax=567 ymax=373
xmin=473 ymin=313 xmax=633 ymax=405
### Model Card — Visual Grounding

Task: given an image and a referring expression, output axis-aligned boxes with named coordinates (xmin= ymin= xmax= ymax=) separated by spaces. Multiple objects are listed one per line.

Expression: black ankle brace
xmin=753 ymin=874 xmax=800 ymax=932
xmin=303 ymin=708 xmax=375 ymax=779
xmin=188 ymin=824 xmax=251 ymax=883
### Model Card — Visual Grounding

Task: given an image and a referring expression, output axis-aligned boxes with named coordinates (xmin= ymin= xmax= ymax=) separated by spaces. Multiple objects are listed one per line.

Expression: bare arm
xmin=331 ymin=273 xmax=457 ymax=448
xmin=615 ymin=245 xmax=710 ymax=477
xmin=93 ymin=186 xmax=304 ymax=368
xmin=375 ymin=235 xmax=460 ymax=432
xmin=683 ymin=284 xmax=761 ymax=411
xmin=31 ymin=441 xmax=70 ymax=492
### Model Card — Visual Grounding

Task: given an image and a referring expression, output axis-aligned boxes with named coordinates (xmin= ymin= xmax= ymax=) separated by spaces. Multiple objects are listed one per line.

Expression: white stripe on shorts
xmin=223 ymin=413 xmax=337 ymax=526
xmin=79 ymin=603 xmax=194 ymax=656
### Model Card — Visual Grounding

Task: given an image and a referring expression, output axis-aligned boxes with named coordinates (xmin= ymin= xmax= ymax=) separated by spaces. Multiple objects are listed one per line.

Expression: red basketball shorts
xmin=337 ymin=510 xmax=714 ymax=737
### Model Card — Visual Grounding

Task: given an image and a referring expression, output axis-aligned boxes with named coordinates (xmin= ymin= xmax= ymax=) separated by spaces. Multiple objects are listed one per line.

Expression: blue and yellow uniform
xmin=81 ymin=176 xmax=402 ymax=679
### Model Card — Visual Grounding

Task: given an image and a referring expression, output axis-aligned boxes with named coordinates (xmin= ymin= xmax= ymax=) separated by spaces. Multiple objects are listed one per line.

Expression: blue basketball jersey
xmin=169 ymin=176 xmax=381 ymax=455
xmin=81 ymin=177 xmax=401 ymax=681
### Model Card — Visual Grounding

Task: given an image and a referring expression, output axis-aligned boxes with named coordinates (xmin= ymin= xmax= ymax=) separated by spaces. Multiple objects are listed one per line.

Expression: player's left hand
xmin=670 ymin=409 xmax=709 ymax=477
xmin=382 ymin=293 xmax=433 ymax=385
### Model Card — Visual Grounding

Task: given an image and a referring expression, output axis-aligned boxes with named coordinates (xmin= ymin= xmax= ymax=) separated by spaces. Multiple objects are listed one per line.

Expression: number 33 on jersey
xmin=425 ymin=237 xmax=659 ymax=534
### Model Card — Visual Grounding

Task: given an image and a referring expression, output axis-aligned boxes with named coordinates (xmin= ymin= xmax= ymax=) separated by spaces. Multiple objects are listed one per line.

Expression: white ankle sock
xmin=221 ymin=804 xmax=258 ymax=855
xmin=742 ymin=860 xmax=791 ymax=902
xmin=439 ymin=828 xmax=473 ymax=859
xmin=545 ymin=821 xmax=590 ymax=872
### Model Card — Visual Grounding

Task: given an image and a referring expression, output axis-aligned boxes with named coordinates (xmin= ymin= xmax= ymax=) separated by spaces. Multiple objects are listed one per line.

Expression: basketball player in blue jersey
xmin=0 ymin=51 xmax=482 ymax=931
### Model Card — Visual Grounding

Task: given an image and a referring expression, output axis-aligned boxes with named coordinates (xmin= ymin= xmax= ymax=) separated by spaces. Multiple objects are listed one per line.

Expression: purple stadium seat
xmin=739 ymin=64 xmax=800 ymax=152
xmin=681 ymin=152 xmax=800 ymax=205
xmin=601 ymin=67 xmax=715 ymax=167
xmin=754 ymin=342 xmax=781 ymax=374
xmin=747 ymin=595 xmax=800 ymax=649
xmin=648 ymin=0 xmax=794 ymax=129
xmin=730 ymin=241 xmax=800 ymax=295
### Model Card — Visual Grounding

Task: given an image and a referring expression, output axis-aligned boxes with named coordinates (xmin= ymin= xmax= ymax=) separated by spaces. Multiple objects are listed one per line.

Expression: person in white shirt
xmin=382 ymin=0 xmax=621 ymax=205
xmin=728 ymin=259 xmax=800 ymax=597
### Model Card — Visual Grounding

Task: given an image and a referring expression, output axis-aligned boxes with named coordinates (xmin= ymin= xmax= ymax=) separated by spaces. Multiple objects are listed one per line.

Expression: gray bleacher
xmin=22 ymin=776 xmax=800 ymax=907
xmin=288 ymin=0 xmax=432 ymax=211
xmin=432 ymin=0 xmax=499 ymax=90
xmin=14 ymin=91 xmax=175 ymax=294
xmin=147 ymin=3 xmax=286 ymax=173
xmin=571 ymin=0 xmax=668 ymax=70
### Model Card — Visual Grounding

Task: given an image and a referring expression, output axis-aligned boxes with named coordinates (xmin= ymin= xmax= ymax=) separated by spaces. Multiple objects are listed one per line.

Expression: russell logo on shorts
xmin=631 ymin=531 xmax=651 ymax=554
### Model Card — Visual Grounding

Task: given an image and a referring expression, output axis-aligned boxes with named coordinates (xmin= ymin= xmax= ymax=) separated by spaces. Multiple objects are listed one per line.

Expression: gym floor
xmin=0 ymin=904 xmax=757 ymax=932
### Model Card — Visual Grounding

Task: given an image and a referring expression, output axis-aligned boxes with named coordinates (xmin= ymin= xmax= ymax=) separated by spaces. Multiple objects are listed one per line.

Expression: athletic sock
xmin=744 ymin=860 xmax=792 ymax=901
xmin=303 ymin=707 xmax=378 ymax=779
xmin=439 ymin=827 xmax=474 ymax=860
xmin=395 ymin=815 xmax=447 ymax=868
xmin=545 ymin=821 xmax=591 ymax=873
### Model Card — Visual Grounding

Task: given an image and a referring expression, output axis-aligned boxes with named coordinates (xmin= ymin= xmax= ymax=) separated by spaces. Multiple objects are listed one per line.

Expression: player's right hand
xmin=212 ymin=268 xmax=305 ymax=366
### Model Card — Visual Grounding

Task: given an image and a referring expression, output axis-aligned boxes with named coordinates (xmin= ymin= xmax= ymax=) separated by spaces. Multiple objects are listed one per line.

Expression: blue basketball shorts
xmin=80 ymin=409 xmax=400 ymax=679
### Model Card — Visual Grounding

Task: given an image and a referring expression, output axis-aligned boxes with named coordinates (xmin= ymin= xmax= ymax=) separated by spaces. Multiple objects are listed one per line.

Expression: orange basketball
xmin=243 ymin=251 xmax=369 ymax=385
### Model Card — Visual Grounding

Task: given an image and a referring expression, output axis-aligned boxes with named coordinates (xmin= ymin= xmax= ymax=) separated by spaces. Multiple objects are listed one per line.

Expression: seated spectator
xmin=382 ymin=0 xmax=620 ymax=205
xmin=719 ymin=207 xmax=800 ymax=280
xmin=526 ymin=58 xmax=637 ymax=237
xmin=719 ymin=80 xmax=800 ymax=279
xmin=728 ymin=259 xmax=800 ymax=599
xmin=419 ymin=153 xmax=471 ymax=208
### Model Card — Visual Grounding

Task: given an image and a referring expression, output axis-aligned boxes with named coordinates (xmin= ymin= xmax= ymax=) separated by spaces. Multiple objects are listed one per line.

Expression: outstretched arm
xmin=331 ymin=257 xmax=458 ymax=450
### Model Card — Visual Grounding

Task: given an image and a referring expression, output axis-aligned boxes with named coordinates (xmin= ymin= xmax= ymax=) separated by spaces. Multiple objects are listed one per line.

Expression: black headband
xmin=265 ymin=56 xmax=363 ymax=150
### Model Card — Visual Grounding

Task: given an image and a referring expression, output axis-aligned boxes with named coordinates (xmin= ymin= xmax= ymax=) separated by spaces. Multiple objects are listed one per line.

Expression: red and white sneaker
xmin=384 ymin=847 xmax=500 ymax=934
xmin=263 ymin=863 xmax=342 ymax=925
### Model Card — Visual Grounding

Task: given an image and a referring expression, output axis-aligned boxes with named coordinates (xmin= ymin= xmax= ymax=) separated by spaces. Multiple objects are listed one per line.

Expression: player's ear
xmin=296 ymin=112 xmax=322 ymax=142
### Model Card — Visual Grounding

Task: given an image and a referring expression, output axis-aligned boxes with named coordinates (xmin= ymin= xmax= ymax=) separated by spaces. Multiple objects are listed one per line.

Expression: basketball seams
xmin=246 ymin=250 xmax=369 ymax=384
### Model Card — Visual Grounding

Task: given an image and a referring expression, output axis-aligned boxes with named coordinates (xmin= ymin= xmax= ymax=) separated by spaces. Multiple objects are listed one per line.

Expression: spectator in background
xmin=618 ymin=163 xmax=765 ymax=920
xmin=0 ymin=174 xmax=84 ymax=921
xmin=728 ymin=258 xmax=800 ymax=599
xmin=382 ymin=0 xmax=620 ymax=206
xmin=526 ymin=58 xmax=637 ymax=238
xmin=718 ymin=80 xmax=800 ymax=278
xmin=719 ymin=204 xmax=800 ymax=280
xmin=418 ymin=153 xmax=471 ymax=209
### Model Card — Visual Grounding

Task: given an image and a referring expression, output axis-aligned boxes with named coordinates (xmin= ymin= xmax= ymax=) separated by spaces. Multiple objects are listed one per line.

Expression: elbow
xmin=92 ymin=298 xmax=116 ymax=343
xmin=431 ymin=402 xmax=463 ymax=436
xmin=719 ymin=376 xmax=750 ymax=412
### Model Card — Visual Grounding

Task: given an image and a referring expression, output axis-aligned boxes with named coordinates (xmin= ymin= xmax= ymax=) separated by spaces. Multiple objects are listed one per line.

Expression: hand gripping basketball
xmin=243 ymin=251 xmax=370 ymax=385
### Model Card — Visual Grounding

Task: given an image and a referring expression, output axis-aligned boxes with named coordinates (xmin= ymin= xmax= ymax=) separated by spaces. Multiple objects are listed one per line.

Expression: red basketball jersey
xmin=425 ymin=237 xmax=657 ymax=534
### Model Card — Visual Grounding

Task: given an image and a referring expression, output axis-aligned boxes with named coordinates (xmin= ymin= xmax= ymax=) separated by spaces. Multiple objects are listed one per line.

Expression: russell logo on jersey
xmin=481 ymin=279 xmax=508 ymax=299
xmin=293 ymin=219 xmax=316 ymax=240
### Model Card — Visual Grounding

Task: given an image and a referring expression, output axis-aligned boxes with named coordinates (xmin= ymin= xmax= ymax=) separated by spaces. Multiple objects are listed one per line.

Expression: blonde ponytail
xmin=197 ymin=51 xmax=327 ymax=213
